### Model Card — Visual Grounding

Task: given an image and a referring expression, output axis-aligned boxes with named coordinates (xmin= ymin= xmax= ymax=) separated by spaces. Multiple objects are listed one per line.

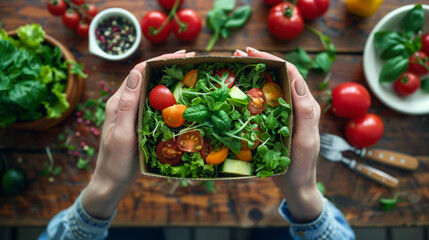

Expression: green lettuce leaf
xmin=17 ymin=23 xmax=45 ymax=49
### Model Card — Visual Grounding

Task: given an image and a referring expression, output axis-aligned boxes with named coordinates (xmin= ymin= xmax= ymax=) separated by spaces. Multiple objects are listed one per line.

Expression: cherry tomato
xmin=261 ymin=71 xmax=274 ymax=84
xmin=156 ymin=139 xmax=183 ymax=166
xmin=262 ymin=82 xmax=284 ymax=107
xmin=345 ymin=113 xmax=384 ymax=148
xmin=183 ymin=69 xmax=198 ymax=88
xmin=235 ymin=150 xmax=252 ymax=162
xmin=62 ymin=10 xmax=80 ymax=28
xmin=172 ymin=9 xmax=202 ymax=41
xmin=206 ymin=147 xmax=229 ymax=165
xmin=72 ymin=0 xmax=85 ymax=5
xmin=409 ymin=51 xmax=429 ymax=76
xmin=394 ymin=72 xmax=420 ymax=96
xmin=149 ymin=85 xmax=176 ymax=111
xmin=214 ymin=69 xmax=235 ymax=88
xmin=76 ymin=22 xmax=89 ymax=37
xmin=268 ymin=2 xmax=304 ymax=40
xmin=84 ymin=4 xmax=98 ymax=23
xmin=177 ymin=131 xmax=203 ymax=152
xmin=241 ymin=126 xmax=262 ymax=150
xmin=141 ymin=11 xmax=171 ymax=43
xmin=422 ymin=33 xmax=429 ymax=56
xmin=296 ymin=0 xmax=330 ymax=20
xmin=264 ymin=0 xmax=284 ymax=6
xmin=331 ymin=82 xmax=371 ymax=119
xmin=247 ymin=88 xmax=266 ymax=115
xmin=158 ymin=0 xmax=184 ymax=10
xmin=200 ymin=140 xmax=214 ymax=161
xmin=47 ymin=0 xmax=66 ymax=16
xmin=162 ymin=104 xmax=187 ymax=128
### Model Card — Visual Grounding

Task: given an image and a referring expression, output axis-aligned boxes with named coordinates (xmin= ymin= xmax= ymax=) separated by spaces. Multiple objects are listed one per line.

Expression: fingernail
xmin=175 ymin=49 xmax=186 ymax=54
xmin=235 ymin=49 xmax=246 ymax=56
xmin=246 ymin=47 xmax=257 ymax=53
xmin=127 ymin=70 xmax=140 ymax=89
xmin=294 ymin=79 xmax=306 ymax=96
xmin=185 ymin=52 xmax=196 ymax=57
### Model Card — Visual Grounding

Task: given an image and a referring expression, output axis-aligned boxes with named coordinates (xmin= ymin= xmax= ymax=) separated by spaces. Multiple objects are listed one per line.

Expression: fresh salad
xmin=140 ymin=62 xmax=292 ymax=178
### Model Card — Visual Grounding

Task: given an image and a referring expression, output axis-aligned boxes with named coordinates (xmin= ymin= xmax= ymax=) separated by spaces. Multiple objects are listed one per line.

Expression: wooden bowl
xmin=7 ymin=31 xmax=85 ymax=131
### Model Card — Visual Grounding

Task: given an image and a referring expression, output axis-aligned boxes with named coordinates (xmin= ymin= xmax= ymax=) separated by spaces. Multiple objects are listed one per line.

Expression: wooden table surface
xmin=1 ymin=0 xmax=428 ymax=228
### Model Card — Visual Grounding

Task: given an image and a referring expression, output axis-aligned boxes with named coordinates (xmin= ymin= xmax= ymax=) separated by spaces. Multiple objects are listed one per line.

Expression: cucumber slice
xmin=229 ymin=86 xmax=248 ymax=100
xmin=172 ymin=82 xmax=185 ymax=102
xmin=221 ymin=159 xmax=253 ymax=176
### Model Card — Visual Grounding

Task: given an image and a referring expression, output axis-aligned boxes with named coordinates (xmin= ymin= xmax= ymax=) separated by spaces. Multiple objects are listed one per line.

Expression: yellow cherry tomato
xmin=235 ymin=150 xmax=252 ymax=162
xmin=262 ymin=82 xmax=283 ymax=107
xmin=206 ymin=147 xmax=229 ymax=165
xmin=183 ymin=69 xmax=198 ymax=88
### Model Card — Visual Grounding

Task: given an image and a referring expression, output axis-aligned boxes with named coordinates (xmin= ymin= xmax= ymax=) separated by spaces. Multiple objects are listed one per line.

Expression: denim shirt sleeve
xmin=278 ymin=197 xmax=355 ymax=240
xmin=38 ymin=190 xmax=116 ymax=240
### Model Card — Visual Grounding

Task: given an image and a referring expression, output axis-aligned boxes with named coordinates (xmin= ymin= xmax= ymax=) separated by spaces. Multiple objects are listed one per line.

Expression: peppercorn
xmin=96 ymin=16 xmax=136 ymax=55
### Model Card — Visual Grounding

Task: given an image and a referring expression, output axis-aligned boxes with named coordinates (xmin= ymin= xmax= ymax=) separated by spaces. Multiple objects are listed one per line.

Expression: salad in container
xmin=138 ymin=56 xmax=293 ymax=180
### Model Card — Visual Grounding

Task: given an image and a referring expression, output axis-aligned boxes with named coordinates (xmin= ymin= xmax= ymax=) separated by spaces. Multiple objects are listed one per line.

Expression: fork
xmin=320 ymin=147 xmax=399 ymax=188
xmin=320 ymin=133 xmax=418 ymax=171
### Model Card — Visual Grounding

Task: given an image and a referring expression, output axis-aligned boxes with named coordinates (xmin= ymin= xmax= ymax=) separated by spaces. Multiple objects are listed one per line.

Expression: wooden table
xmin=1 ymin=0 xmax=428 ymax=228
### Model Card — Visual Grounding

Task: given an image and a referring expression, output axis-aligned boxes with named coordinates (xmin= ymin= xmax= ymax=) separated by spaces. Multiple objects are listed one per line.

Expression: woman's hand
xmin=81 ymin=50 xmax=196 ymax=219
xmin=235 ymin=47 xmax=322 ymax=222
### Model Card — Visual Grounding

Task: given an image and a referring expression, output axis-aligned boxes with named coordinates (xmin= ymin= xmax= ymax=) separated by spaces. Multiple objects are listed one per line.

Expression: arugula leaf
xmin=379 ymin=56 xmax=409 ymax=83
xmin=162 ymin=65 xmax=184 ymax=81
xmin=212 ymin=133 xmax=241 ymax=154
xmin=401 ymin=4 xmax=424 ymax=34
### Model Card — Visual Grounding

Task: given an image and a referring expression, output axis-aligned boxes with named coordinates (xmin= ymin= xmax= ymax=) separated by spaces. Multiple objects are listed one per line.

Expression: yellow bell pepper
xmin=346 ymin=0 xmax=384 ymax=17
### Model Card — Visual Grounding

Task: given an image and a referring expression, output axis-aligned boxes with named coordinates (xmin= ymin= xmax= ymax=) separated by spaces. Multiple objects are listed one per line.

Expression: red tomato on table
xmin=47 ymin=0 xmax=66 ymax=16
xmin=267 ymin=2 xmax=304 ymax=40
xmin=141 ymin=11 xmax=171 ymax=43
xmin=172 ymin=9 xmax=202 ymax=41
xmin=331 ymin=82 xmax=371 ymax=119
xmin=158 ymin=0 xmax=184 ymax=10
xmin=346 ymin=113 xmax=384 ymax=148
xmin=62 ymin=10 xmax=80 ymax=28
xmin=296 ymin=0 xmax=330 ymax=20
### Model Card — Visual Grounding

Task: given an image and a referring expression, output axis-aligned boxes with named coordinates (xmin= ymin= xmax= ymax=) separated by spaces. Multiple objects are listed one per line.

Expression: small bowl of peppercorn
xmin=89 ymin=8 xmax=141 ymax=61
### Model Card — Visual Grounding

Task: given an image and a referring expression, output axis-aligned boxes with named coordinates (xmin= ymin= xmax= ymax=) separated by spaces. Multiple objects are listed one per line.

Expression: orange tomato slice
xmin=162 ymin=104 xmax=187 ymax=128
xmin=235 ymin=150 xmax=252 ymax=162
xmin=262 ymin=82 xmax=284 ymax=107
xmin=205 ymin=147 xmax=229 ymax=165
xmin=183 ymin=69 xmax=199 ymax=88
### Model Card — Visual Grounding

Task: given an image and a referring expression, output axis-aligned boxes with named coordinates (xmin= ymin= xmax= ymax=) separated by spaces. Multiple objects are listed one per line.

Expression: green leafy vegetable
xmin=211 ymin=110 xmax=232 ymax=130
xmin=206 ymin=0 xmax=252 ymax=51
xmin=183 ymin=105 xmax=210 ymax=123
xmin=380 ymin=192 xmax=399 ymax=211
xmin=379 ymin=56 xmax=409 ymax=83
xmin=316 ymin=182 xmax=326 ymax=195
xmin=401 ymin=4 xmax=424 ymax=34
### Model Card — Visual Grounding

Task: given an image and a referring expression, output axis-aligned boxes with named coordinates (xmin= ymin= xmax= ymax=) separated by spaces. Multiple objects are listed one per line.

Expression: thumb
xmin=291 ymin=77 xmax=319 ymax=131
xmin=115 ymin=70 xmax=142 ymax=135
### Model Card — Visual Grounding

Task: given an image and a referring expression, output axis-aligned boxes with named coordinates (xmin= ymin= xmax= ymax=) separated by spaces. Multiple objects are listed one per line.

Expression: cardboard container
xmin=138 ymin=56 xmax=293 ymax=180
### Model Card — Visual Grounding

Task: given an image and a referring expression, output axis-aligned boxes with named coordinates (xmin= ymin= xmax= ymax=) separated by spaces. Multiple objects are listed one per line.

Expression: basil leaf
xmin=381 ymin=44 xmax=407 ymax=60
xmin=213 ymin=0 xmax=236 ymax=12
xmin=211 ymin=87 xmax=230 ymax=102
xmin=374 ymin=31 xmax=405 ymax=51
xmin=224 ymin=5 xmax=252 ymax=29
xmin=312 ymin=52 xmax=333 ymax=74
xmin=183 ymin=105 xmax=210 ymax=123
xmin=211 ymin=110 xmax=232 ymax=130
xmin=379 ymin=56 xmax=409 ymax=83
xmin=401 ymin=4 xmax=424 ymax=34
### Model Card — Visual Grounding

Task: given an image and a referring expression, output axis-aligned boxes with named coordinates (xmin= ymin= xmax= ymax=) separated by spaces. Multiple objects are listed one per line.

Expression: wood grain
xmin=0 ymin=0 xmax=428 ymax=228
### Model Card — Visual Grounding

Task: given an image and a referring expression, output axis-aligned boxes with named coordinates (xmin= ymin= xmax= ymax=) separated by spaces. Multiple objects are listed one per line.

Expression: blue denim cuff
xmin=67 ymin=189 xmax=116 ymax=240
xmin=278 ymin=197 xmax=333 ymax=239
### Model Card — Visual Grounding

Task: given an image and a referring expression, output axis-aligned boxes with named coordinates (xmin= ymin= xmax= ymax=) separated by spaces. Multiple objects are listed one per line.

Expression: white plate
xmin=363 ymin=4 xmax=429 ymax=115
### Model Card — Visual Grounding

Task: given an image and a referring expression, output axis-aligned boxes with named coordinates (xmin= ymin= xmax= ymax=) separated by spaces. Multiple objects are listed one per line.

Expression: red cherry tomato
xmin=214 ymin=69 xmax=235 ymax=88
xmin=47 ymin=0 xmax=66 ymax=16
xmin=149 ymin=85 xmax=176 ymax=111
xmin=331 ymin=82 xmax=371 ymax=119
xmin=71 ymin=0 xmax=85 ymax=5
xmin=394 ymin=71 xmax=420 ymax=96
xmin=157 ymin=0 xmax=184 ymax=10
xmin=296 ymin=0 xmax=330 ymax=20
xmin=172 ymin=9 xmax=202 ymax=41
xmin=268 ymin=2 xmax=304 ymax=40
xmin=62 ymin=10 xmax=80 ymax=28
xmin=84 ymin=4 xmax=98 ymax=23
xmin=141 ymin=11 xmax=171 ymax=43
xmin=261 ymin=71 xmax=274 ymax=84
xmin=247 ymin=88 xmax=266 ymax=115
xmin=76 ymin=22 xmax=89 ymax=37
xmin=345 ymin=113 xmax=384 ymax=148
xmin=422 ymin=33 xmax=429 ymax=56
xmin=409 ymin=51 xmax=429 ymax=76
xmin=264 ymin=0 xmax=284 ymax=6
xmin=200 ymin=140 xmax=214 ymax=161
xmin=177 ymin=131 xmax=203 ymax=152
xmin=156 ymin=139 xmax=183 ymax=166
